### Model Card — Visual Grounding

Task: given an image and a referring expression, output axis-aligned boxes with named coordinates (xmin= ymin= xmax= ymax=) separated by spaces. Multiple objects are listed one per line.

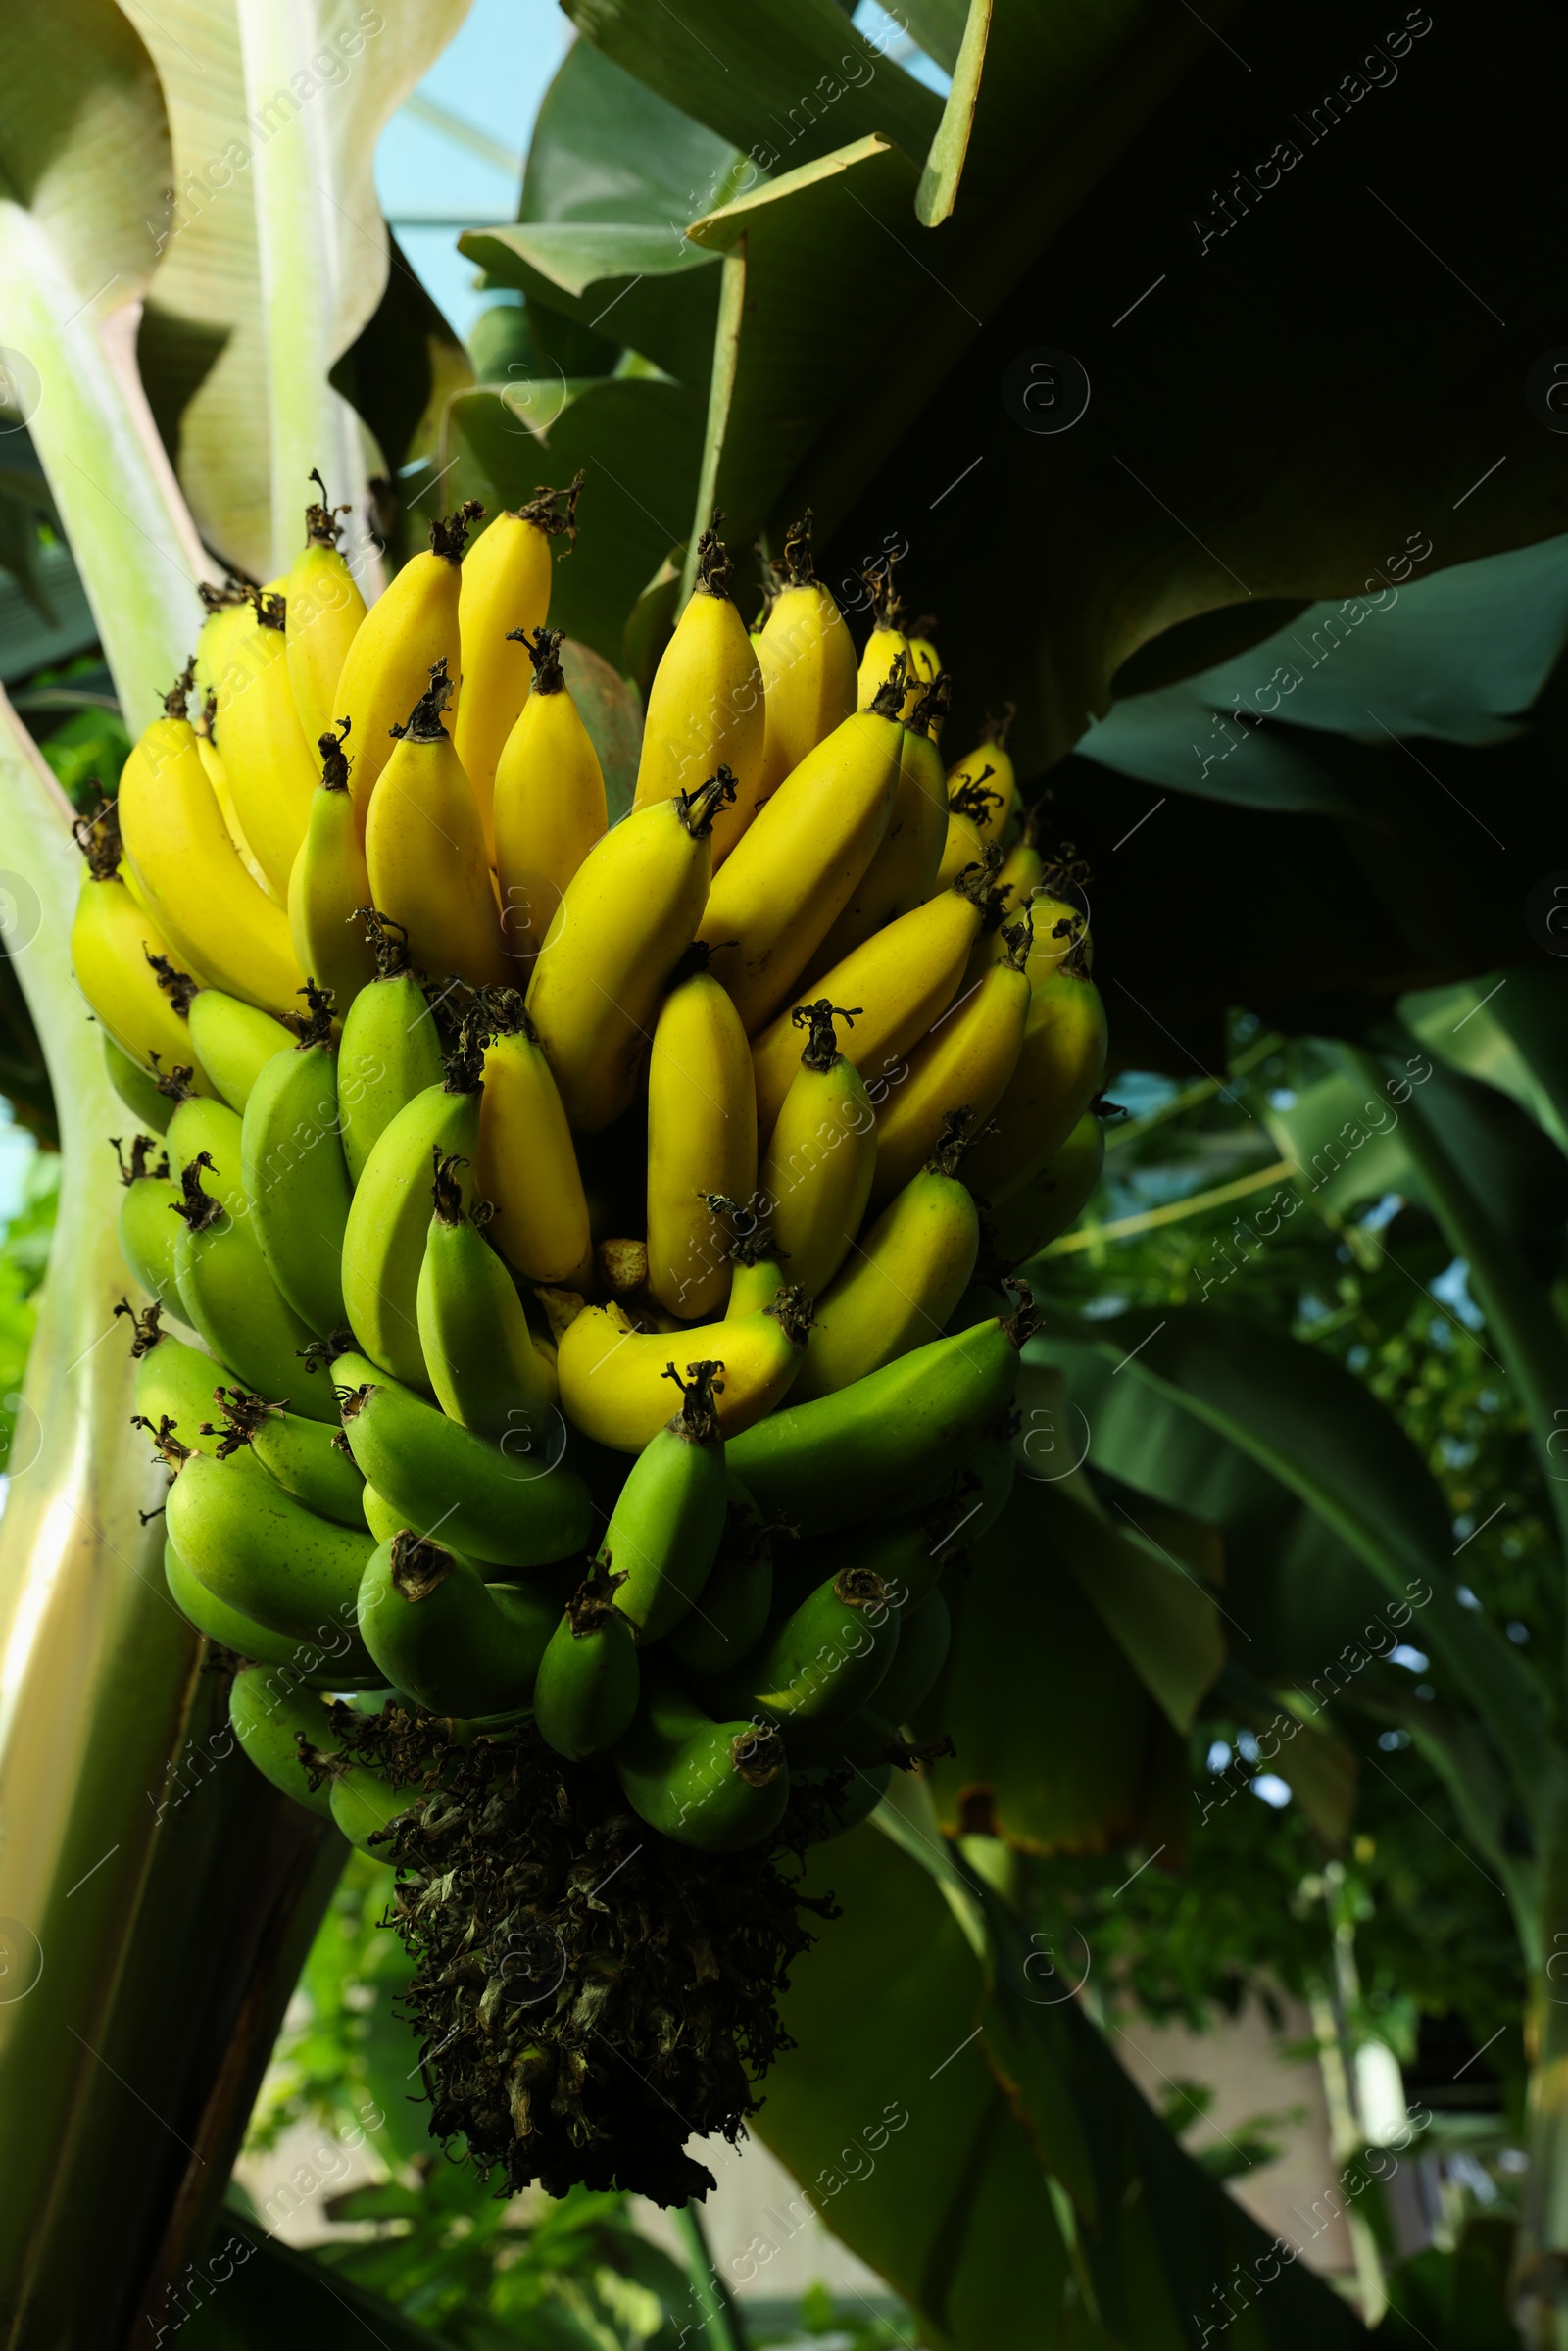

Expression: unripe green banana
xmin=335 ymin=1359 xmax=589 ymax=1568
xmin=172 ymin=1155 xmax=335 ymax=1422
xmin=113 ymin=1136 xmax=187 ymax=1324
xmin=330 ymin=1757 xmax=418 ymax=1855
xmin=760 ymin=1001 xmax=876 ymax=1298
xmin=340 ymin=1043 xmax=483 ymax=1388
xmin=794 ymin=1759 xmax=891 ymax=1842
xmin=725 ymin=1293 xmax=1037 ymax=1538
xmin=201 ymin=1386 xmax=366 ymax=1525
xmin=771 ymin=1514 xmax=944 ymax=1622
xmin=865 ymin=1589 xmax=951 ymax=1727
xmin=665 ymin=1482 xmax=774 ymax=1676
xmin=362 ymin=1481 xmax=403 ymax=1543
xmin=124 ymin=1305 xmax=227 ymax=1438
xmin=356 ymin=1531 xmax=564 ymax=1715
xmin=165 ymin=1085 xmax=249 ymax=1221
xmin=162 ymin=1431 xmax=374 ymax=1641
xmin=979 ymin=1108 xmax=1104 ymax=1267
xmin=241 ymin=989 xmax=353 ymax=1333
xmin=922 ymin=1428 xmax=1016 ymax=1549
xmin=229 ymin=1663 xmax=340 ymax=1818
xmin=705 ymin=1563 xmax=899 ymax=1727
xmin=532 ymin=1563 xmax=640 ymax=1759
xmin=336 ymin=913 xmax=446 ymax=1184
xmin=602 ymin=1362 xmax=728 ymax=1642
xmin=105 ymin=1034 xmax=172 ymax=1132
xmin=186 ymin=989 xmax=295 ymax=1112
xmin=166 ymin=1537 xmax=378 ymax=1684
xmin=416 ymin=1153 xmax=558 ymax=1437
xmin=613 ymin=1666 xmax=789 ymax=1853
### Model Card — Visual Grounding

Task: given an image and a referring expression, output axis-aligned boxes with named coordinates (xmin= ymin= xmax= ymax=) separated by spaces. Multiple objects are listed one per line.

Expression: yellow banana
xmin=525 ymin=772 xmax=734 ymax=1131
xmin=632 ymin=519 xmax=765 ymax=866
xmin=192 ymin=581 xmax=253 ymax=702
xmin=855 ymin=560 xmax=916 ymax=716
xmin=754 ymin=511 xmax=857 ymax=805
xmin=69 ymin=800 xmax=215 ymax=1091
xmin=960 ymin=944 xmax=1108 ymax=1204
xmin=557 ymin=1288 xmax=811 ymax=1452
xmin=333 ymin=501 xmax=482 ymax=830
xmin=492 ymin=628 xmax=607 ymax=971
xmin=805 ymin=669 xmax=951 ymax=976
xmin=870 ymin=924 xmax=1032 ymax=1206
xmin=931 ymin=764 xmax=1005 ymax=896
xmin=211 ymin=588 xmax=319 ymax=900
xmin=454 ymin=476 xmax=579 ymax=857
xmin=192 ymin=696 xmax=272 ymax=899
xmin=946 ymin=708 xmax=1017 ymax=842
xmin=751 ymin=856 xmax=996 ymax=1141
xmin=475 ymin=989 xmax=593 ymax=1286
xmin=907 ymin=623 xmax=943 ymax=722
xmin=793 ymin=1127 xmax=981 ymax=1401
xmin=285 ymin=471 xmax=368 ymax=745
xmin=118 ymin=670 xmax=306 ymax=1016
xmin=646 ymin=964 xmax=757 ymax=1320
xmin=364 ymin=661 xmax=508 ymax=988
xmin=760 ymin=1002 xmax=875 ymax=1297
xmin=287 ymin=719 xmax=378 ymax=1011
xmin=698 ymin=676 xmax=906 ymax=1035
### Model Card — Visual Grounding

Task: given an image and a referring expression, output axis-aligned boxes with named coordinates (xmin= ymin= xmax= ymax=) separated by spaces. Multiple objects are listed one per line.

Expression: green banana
xmin=331 ymin=1757 xmax=418 ymax=1856
xmin=356 ymin=1532 xmax=564 ymax=1715
xmin=229 ymin=1663 xmax=340 ymax=1818
xmin=165 ymin=1085 xmax=249 ymax=1222
xmin=105 ymin=1034 xmax=172 ymax=1132
xmin=113 ymin=1135 xmax=186 ymax=1323
xmin=772 ymin=1514 xmax=944 ymax=1622
xmin=865 ymin=1589 xmax=951 ymax=1727
xmin=613 ymin=1666 xmax=789 ymax=1853
xmin=202 ymin=1386 xmax=366 ymax=1525
xmin=362 ymin=1481 xmax=403 ymax=1543
xmin=172 ymin=1155 xmax=336 ymax=1422
xmin=725 ymin=1293 xmax=1037 ymax=1538
xmin=532 ymin=1563 xmax=639 ymax=1760
xmin=124 ymin=1305 xmax=226 ymax=1439
xmin=416 ymin=1152 xmax=557 ymax=1437
xmin=705 ymin=1562 xmax=899 ymax=1727
xmin=602 ymin=1361 xmax=728 ymax=1643
xmin=186 ymin=989 xmax=295 ymax=1112
xmin=335 ymin=1360 xmax=589 ymax=1568
xmin=340 ymin=1037 xmax=484 ymax=1388
xmin=920 ymin=1429 xmax=1016 ymax=1549
xmin=241 ymin=986 xmax=353 ymax=1333
xmin=166 ymin=1536 xmax=378 ymax=1684
xmin=162 ymin=1428 xmax=375 ymax=1641
xmin=794 ymin=1759 xmax=891 ymax=1842
xmin=336 ymin=911 xmax=446 ymax=1184
xmin=665 ymin=1483 xmax=774 ymax=1676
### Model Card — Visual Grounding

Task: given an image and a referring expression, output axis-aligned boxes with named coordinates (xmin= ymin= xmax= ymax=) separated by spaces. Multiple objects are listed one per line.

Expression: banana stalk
xmin=0 ymin=697 xmax=344 ymax=2342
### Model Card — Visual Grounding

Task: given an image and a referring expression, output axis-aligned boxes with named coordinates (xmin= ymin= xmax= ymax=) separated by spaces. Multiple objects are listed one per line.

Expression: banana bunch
xmin=79 ymin=482 xmax=1108 ymax=1883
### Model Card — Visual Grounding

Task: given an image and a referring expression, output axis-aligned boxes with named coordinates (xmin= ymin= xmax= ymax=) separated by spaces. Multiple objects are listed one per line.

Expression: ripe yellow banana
xmin=211 ymin=588 xmax=319 ymax=900
xmin=285 ymin=473 xmax=368 ymax=745
xmin=364 ymin=661 xmax=508 ymax=988
xmin=805 ymin=669 xmax=951 ymax=976
xmin=960 ymin=945 xmax=1108 ymax=1204
xmin=632 ymin=520 xmax=765 ymax=865
xmin=191 ymin=690 xmax=272 ymax=898
xmin=855 ymin=562 xmax=916 ymax=717
xmin=870 ymin=923 xmax=1032 ymax=1206
xmin=750 ymin=857 xmax=996 ymax=1141
xmin=525 ymin=771 xmax=734 ymax=1131
xmin=69 ymin=801 xmax=215 ymax=1091
xmin=906 ymin=624 xmax=943 ymax=721
xmin=557 ymin=1289 xmax=811 ymax=1451
xmin=793 ymin=1125 xmax=980 ymax=1401
xmin=946 ymin=708 xmax=1016 ymax=841
xmin=192 ymin=581 xmax=254 ymax=702
xmin=334 ymin=501 xmax=482 ymax=830
xmin=698 ymin=676 xmax=906 ymax=1035
xmin=454 ymin=476 xmax=579 ymax=857
xmin=754 ymin=512 xmax=857 ymax=805
xmin=760 ymin=1002 xmax=875 ymax=1298
xmin=118 ymin=671 xmax=306 ymax=1016
xmin=931 ymin=764 xmax=1005 ymax=896
xmin=475 ymin=990 xmax=593 ymax=1286
xmin=646 ymin=964 xmax=757 ymax=1320
xmin=287 ymin=720 xmax=378 ymax=1011
xmin=492 ymin=628 xmax=607 ymax=970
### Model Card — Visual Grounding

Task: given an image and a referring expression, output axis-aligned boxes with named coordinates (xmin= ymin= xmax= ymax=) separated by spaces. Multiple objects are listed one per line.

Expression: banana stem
xmin=669 ymin=2203 xmax=750 ymax=2351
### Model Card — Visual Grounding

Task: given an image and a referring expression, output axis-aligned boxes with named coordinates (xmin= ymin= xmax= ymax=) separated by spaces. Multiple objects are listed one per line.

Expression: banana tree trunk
xmin=0 ymin=698 xmax=342 ymax=2350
